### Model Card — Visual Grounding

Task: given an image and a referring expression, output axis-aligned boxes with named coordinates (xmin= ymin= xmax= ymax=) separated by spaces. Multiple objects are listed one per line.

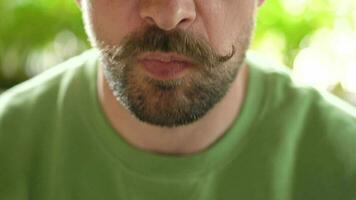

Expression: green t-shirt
xmin=0 ymin=49 xmax=356 ymax=200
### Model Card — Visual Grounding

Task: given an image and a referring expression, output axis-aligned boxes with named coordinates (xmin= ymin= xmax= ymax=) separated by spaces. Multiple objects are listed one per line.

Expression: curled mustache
xmin=100 ymin=26 xmax=235 ymax=68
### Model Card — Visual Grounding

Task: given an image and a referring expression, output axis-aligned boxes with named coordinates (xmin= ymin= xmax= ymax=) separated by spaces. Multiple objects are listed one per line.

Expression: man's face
xmin=80 ymin=0 xmax=259 ymax=127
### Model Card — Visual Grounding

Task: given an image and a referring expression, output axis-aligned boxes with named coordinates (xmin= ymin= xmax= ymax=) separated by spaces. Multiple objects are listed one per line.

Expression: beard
xmin=98 ymin=25 xmax=253 ymax=127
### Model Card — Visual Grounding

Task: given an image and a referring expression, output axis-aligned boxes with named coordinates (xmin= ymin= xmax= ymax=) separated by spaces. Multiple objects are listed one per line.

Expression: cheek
xmin=195 ymin=0 xmax=256 ymax=55
xmin=84 ymin=0 xmax=143 ymax=46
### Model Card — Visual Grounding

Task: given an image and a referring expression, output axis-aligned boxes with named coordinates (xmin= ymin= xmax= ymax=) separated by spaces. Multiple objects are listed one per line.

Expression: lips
xmin=137 ymin=52 xmax=194 ymax=80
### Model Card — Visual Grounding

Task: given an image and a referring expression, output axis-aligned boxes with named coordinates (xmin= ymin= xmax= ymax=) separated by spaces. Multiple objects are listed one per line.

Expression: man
xmin=0 ymin=0 xmax=355 ymax=199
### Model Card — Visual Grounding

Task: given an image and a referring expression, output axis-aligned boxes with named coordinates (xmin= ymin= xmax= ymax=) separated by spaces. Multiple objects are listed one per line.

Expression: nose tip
xmin=140 ymin=0 xmax=196 ymax=31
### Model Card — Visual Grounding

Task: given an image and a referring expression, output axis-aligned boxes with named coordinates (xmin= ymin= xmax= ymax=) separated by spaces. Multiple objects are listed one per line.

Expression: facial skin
xmin=79 ymin=0 xmax=260 ymax=127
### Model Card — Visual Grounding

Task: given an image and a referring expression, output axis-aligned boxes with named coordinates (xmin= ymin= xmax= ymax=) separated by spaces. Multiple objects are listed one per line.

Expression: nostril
xmin=180 ymin=18 xmax=189 ymax=24
xmin=143 ymin=16 xmax=156 ymax=26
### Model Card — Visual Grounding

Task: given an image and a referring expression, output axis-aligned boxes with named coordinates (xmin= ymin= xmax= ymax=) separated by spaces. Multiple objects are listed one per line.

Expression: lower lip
xmin=139 ymin=59 xmax=192 ymax=80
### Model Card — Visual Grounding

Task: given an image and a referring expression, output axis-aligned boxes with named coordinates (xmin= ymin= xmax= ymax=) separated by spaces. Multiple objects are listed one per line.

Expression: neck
xmin=98 ymin=63 xmax=249 ymax=155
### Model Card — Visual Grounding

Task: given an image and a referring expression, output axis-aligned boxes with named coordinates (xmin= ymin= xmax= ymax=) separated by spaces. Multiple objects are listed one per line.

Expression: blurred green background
xmin=0 ymin=0 xmax=355 ymax=105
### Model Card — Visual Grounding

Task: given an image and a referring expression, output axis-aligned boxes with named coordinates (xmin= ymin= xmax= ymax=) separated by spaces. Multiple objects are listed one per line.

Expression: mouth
xmin=137 ymin=52 xmax=195 ymax=80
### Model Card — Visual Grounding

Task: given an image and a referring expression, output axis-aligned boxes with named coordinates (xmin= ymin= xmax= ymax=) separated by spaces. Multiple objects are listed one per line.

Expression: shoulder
xmin=246 ymin=52 xmax=356 ymax=198
xmin=246 ymin=51 xmax=356 ymax=129
xmin=0 ymin=49 xmax=99 ymax=131
xmin=0 ymin=50 xmax=100 ymax=191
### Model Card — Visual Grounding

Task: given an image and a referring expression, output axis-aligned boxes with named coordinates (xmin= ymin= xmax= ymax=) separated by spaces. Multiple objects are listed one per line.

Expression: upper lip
xmin=137 ymin=52 xmax=194 ymax=63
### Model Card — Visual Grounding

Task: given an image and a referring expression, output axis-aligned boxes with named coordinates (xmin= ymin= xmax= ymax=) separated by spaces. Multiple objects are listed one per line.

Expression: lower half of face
xmin=83 ymin=2 xmax=256 ymax=127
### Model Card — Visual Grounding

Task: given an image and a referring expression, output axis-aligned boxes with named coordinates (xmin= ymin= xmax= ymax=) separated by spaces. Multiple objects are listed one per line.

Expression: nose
xmin=139 ymin=0 xmax=196 ymax=31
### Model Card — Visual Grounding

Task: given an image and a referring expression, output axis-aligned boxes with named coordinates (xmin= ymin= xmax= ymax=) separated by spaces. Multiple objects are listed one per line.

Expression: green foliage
xmin=254 ymin=0 xmax=336 ymax=66
xmin=0 ymin=0 xmax=87 ymax=88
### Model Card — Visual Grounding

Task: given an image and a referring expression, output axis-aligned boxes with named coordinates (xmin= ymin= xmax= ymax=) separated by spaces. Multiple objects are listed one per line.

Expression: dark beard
xmin=100 ymin=26 xmax=251 ymax=127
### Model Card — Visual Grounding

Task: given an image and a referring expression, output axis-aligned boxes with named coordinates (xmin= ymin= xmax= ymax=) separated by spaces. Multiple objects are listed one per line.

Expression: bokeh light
xmin=252 ymin=0 xmax=356 ymax=104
